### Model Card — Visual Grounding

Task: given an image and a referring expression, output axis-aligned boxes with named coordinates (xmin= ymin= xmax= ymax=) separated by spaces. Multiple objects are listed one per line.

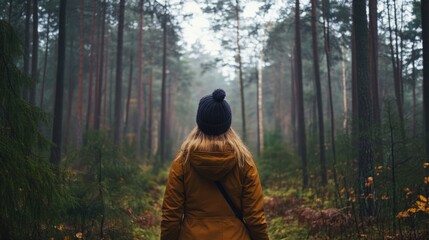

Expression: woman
xmin=161 ymin=89 xmax=269 ymax=240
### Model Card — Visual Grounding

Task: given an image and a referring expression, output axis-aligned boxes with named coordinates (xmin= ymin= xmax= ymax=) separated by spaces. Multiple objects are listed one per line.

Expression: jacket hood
xmin=189 ymin=151 xmax=237 ymax=181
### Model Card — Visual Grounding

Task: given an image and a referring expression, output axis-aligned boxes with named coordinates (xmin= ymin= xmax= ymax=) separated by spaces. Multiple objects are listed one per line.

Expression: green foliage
xmin=0 ymin=20 xmax=71 ymax=239
xmin=259 ymin=131 xmax=300 ymax=187
xmin=260 ymin=107 xmax=429 ymax=238
xmin=60 ymin=130 xmax=160 ymax=239
xmin=268 ymin=217 xmax=310 ymax=240
xmin=132 ymin=226 xmax=160 ymax=240
xmin=264 ymin=178 xmax=352 ymax=239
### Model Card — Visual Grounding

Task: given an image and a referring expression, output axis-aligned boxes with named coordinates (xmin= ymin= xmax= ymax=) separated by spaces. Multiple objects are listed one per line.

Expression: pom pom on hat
xmin=212 ymin=89 xmax=226 ymax=102
xmin=196 ymin=88 xmax=232 ymax=136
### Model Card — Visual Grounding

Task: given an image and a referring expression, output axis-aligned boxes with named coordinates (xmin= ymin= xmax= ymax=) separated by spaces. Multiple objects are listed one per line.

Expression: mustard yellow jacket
xmin=161 ymin=151 xmax=269 ymax=240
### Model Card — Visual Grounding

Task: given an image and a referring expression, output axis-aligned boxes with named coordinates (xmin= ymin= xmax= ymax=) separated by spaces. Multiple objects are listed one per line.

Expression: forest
xmin=1 ymin=0 xmax=429 ymax=239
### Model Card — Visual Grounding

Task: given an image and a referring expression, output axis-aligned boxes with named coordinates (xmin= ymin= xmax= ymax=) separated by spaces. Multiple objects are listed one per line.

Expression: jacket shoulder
xmin=242 ymin=156 xmax=256 ymax=172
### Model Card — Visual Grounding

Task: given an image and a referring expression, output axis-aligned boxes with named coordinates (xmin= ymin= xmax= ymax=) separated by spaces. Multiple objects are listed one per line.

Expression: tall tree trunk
xmin=291 ymin=54 xmax=297 ymax=144
xmin=387 ymin=0 xmax=404 ymax=133
xmin=323 ymin=0 xmax=341 ymax=206
xmin=148 ymin=65 xmax=153 ymax=155
xmin=23 ymin=0 xmax=31 ymax=100
xmin=412 ymin=43 xmax=417 ymax=136
xmin=257 ymin=50 xmax=264 ymax=157
xmin=393 ymin=0 xmax=403 ymax=106
xmin=160 ymin=10 xmax=168 ymax=164
xmin=77 ymin=0 xmax=85 ymax=147
xmin=166 ymin=75 xmax=173 ymax=159
xmin=312 ymin=94 xmax=317 ymax=136
xmin=235 ymin=0 xmax=246 ymax=141
xmin=93 ymin=4 xmax=101 ymax=128
xmin=102 ymin=36 xmax=110 ymax=127
xmin=421 ymin=0 xmax=429 ymax=186
xmin=50 ymin=0 xmax=67 ymax=166
xmin=136 ymin=0 xmax=144 ymax=159
xmin=280 ymin=62 xmax=286 ymax=136
xmin=86 ymin=0 xmax=97 ymax=130
xmin=340 ymin=47 xmax=348 ymax=132
xmin=124 ymin=54 xmax=134 ymax=135
xmin=40 ymin=13 xmax=50 ymax=109
xmin=65 ymin=38 xmax=75 ymax=147
xmin=351 ymin=20 xmax=358 ymax=147
xmin=295 ymin=0 xmax=308 ymax=188
xmin=147 ymin=14 xmax=156 ymax=157
xmin=353 ymin=0 xmax=374 ymax=217
xmin=369 ymin=0 xmax=380 ymax=125
xmin=113 ymin=0 xmax=125 ymax=144
xmin=30 ymin=0 xmax=38 ymax=105
xmin=109 ymin=58 xmax=115 ymax=125
xmin=369 ymin=0 xmax=383 ymax=166
xmin=95 ymin=0 xmax=107 ymax=130
xmin=311 ymin=0 xmax=327 ymax=185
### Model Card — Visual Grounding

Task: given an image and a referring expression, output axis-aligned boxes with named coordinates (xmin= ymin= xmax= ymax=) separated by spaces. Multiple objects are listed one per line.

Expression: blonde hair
xmin=178 ymin=127 xmax=253 ymax=168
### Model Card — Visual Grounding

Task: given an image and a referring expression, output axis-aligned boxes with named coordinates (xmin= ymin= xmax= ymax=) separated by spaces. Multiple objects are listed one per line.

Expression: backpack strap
xmin=214 ymin=181 xmax=250 ymax=231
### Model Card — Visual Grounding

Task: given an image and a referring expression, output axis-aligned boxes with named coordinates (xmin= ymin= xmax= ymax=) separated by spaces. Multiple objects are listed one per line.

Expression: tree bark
xmin=148 ymin=65 xmax=153 ymax=154
xmin=124 ymin=54 xmax=134 ymax=135
xmin=422 ymin=0 xmax=429 ymax=183
xmin=412 ymin=43 xmax=417 ymax=136
xmin=95 ymin=0 xmax=107 ymax=130
xmin=291 ymin=54 xmax=297 ymax=144
xmin=341 ymin=47 xmax=348 ymax=132
xmin=279 ymin=62 xmax=286 ymax=136
xmin=353 ymin=0 xmax=374 ymax=217
xmin=311 ymin=0 xmax=327 ymax=185
xmin=147 ymin=14 xmax=156 ymax=157
xmin=113 ymin=0 xmax=125 ymax=144
xmin=235 ymin=0 xmax=246 ymax=142
xmin=160 ymin=10 xmax=168 ymax=164
xmin=257 ymin=50 xmax=264 ymax=157
xmin=166 ymin=74 xmax=174 ymax=159
xmin=369 ymin=0 xmax=380 ymax=125
xmin=23 ymin=0 xmax=31 ymax=100
xmin=393 ymin=0 xmax=403 ymax=107
xmin=109 ymin=57 xmax=114 ymax=125
xmin=387 ymin=0 xmax=404 ymax=133
xmin=323 ymin=0 xmax=341 ymax=205
xmin=351 ymin=20 xmax=358 ymax=149
xmin=136 ymin=0 xmax=144 ymax=159
xmin=30 ymin=0 xmax=38 ymax=106
xmin=102 ymin=36 xmax=110 ymax=128
xmin=50 ymin=0 xmax=67 ymax=166
xmin=295 ymin=0 xmax=308 ymax=188
xmin=86 ymin=0 xmax=97 ymax=130
xmin=40 ymin=13 xmax=50 ymax=110
xmin=77 ymin=0 xmax=85 ymax=147
xmin=65 ymin=38 xmax=75 ymax=147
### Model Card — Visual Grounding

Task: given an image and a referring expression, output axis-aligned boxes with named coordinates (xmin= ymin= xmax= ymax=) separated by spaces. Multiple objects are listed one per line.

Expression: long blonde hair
xmin=178 ymin=127 xmax=253 ymax=168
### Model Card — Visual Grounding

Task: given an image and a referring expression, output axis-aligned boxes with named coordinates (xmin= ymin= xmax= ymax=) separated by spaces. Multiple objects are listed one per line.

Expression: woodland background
xmin=1 ymin=0 xmax=429 ymax=239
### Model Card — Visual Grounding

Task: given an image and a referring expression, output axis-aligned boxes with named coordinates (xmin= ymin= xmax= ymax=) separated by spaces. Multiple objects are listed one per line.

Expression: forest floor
xmin=131 ymin=167 xmax=425 ymax=240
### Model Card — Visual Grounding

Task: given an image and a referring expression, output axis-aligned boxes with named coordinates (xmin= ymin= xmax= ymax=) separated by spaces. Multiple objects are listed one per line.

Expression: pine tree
xmin=50 ymin=0 xmax=67 ymax=166
xmin=353 ymin=0 xmax=375 ymax=217
xmin=0 ymin=20 xmax=65 ymax=239
xmin=295 ymin=0 xmax=308 ymax=188
xmin=311 ymin=0 xmax=327 ymax=185
xmin=113 ymin=0 xmax=125 ymax=144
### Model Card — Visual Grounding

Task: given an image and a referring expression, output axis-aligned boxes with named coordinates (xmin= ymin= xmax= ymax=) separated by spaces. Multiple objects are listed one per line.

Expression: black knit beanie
xmin=196 ymin=89 xmax=232 ymax=136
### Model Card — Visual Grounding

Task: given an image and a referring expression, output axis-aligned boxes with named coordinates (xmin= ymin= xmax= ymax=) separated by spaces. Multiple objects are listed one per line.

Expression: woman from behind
xmin=161 ymin=89 xmax=269 ymax=240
